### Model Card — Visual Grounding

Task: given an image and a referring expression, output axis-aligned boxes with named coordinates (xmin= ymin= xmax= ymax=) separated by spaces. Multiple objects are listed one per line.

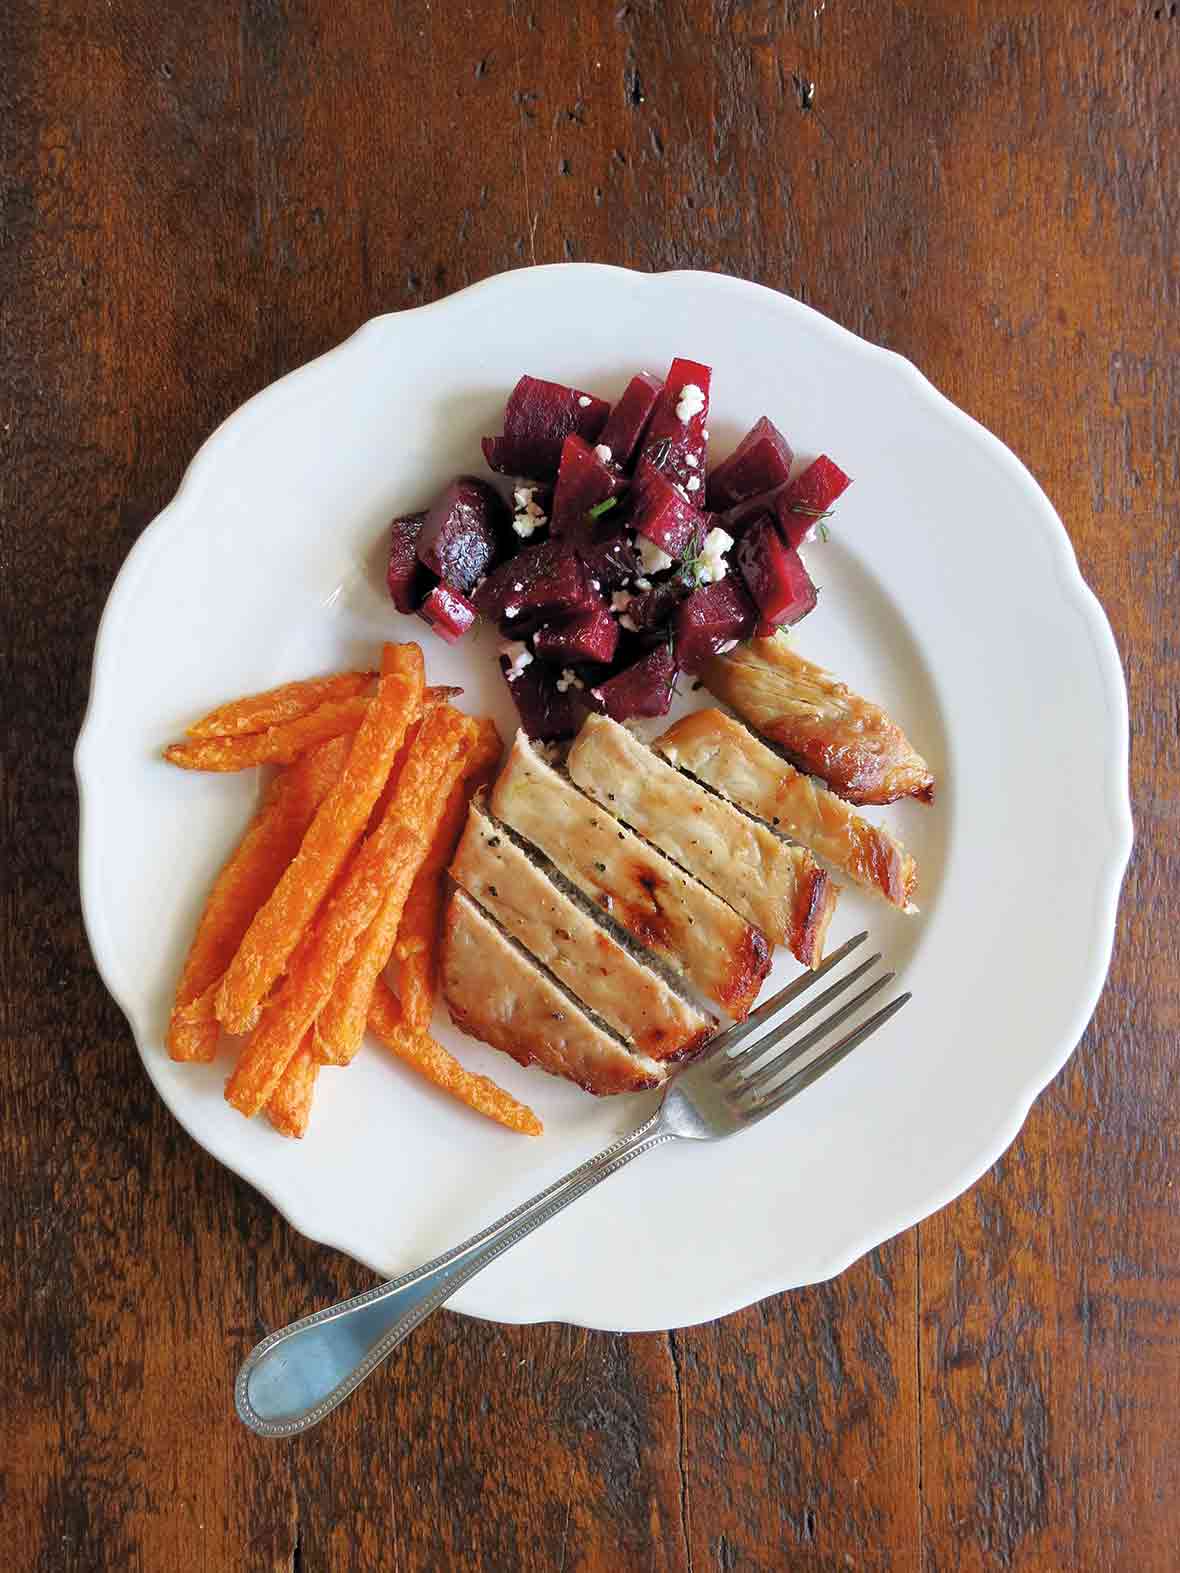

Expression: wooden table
xmin=3 ymin=2 xmax=1172 ymax=1568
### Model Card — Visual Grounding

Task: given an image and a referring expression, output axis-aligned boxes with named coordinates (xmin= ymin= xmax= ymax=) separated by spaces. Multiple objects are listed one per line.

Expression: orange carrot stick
xmin=166 ymin=735 xmax=350 ymax=1061
xmin=167 ymin=687 xmax=459 ymax=772
xmin=316 ymin=718 xmax=502 ymax=1063
xmin=367 ymin=978 xmax=541 ymax=1136
xmin=224 ymin=706 xmax=476 ymax=1114
xmin=165 ymin=697 xmax=372 ymax=772
xmin=187 ymin=671 xmax=375 ymax=738
xmin=265 ymin=1035 xmax=320 ymax=1138
xmin=214 ymin=643 xmax=424 ymax=1035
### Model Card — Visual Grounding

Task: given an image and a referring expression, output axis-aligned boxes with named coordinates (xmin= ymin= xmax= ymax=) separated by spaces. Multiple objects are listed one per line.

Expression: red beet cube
xmin=473 ymin=539 xmax=594 ymax=633
xmin=630 ymin=462 xmax=706 ymax=558
xmin=387 ymin=511 xmax=433 ymax=613
xmin=577 ymin=530 xmax=640 ymax=591
xmin=482 ymin=375 xmax=610 ymax=480
xmin=718 ymin=484 xmax=788 ymax=541
xmin=706 ymin=417 xmax=794 ymax=511
xmin=775 ymin=456 xmax=853 ymax=548
xmin=597 ymin=372 xmax=662 ymax=470
xmin=549 ymin=434 xmax=624 ymax=541
xmin=532 ymin=604 xmax=619 ymax=666
xmin=416 ymin=477 xmax=507 ymax=594
xmin=590 ymin=644 xmax=678 ymax=722
xmin=503 ymin=658 xmax=589 ymax=740
xmin=418 ymin=583 xmax=478 ymax=644
xmin=674 ymin=577 xmax=758 ymax=671
xmin=638 ymin=357 xmax=711 ymax=489
xmin=736 ymin=514 xmax=818 ymax=627
xmin=626 ymin=577 xmax=690 ymax=632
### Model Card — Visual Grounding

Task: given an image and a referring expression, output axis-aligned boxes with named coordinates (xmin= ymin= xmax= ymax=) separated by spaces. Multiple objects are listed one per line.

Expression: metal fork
xmin=235 ymin=932 xmax=908 ymax=1437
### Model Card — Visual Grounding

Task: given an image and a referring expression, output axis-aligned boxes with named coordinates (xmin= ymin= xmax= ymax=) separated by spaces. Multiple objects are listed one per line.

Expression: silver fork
xmin=235 ymin=931 xmax=908 ymax=1437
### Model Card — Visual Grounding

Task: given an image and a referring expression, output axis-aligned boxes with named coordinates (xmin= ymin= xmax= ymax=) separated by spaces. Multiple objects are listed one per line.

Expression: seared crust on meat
xmin=702 ymin=635 xmax=935 ymax=806
xmin=656 ymin=709 xmax=918 ymax=909
xmin=441 ymin=890 xmax=666 ymax=1095
xmin=567 ymin=713 xmax=836 ymax=967
xmin=450 ymin=798 xmax=714 ymax=1060
xmin=490 ymin=732 xmax=770 ymax=1017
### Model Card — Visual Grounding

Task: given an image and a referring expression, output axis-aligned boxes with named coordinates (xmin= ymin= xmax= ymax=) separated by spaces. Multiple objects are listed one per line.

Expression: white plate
xmin=76 ymin=266 xmax=1132 ymax=1331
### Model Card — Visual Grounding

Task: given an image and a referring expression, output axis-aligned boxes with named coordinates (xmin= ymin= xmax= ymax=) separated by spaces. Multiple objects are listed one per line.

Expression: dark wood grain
xmin=2 ymin=1 xmax=1173 ymax=1569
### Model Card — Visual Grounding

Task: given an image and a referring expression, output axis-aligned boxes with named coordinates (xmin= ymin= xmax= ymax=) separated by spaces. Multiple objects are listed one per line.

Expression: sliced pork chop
xmin=441 ymin=889 xmax=666 ymax=1095
xmin=567 ymin=713 xmax=836 ymax=967
xmin=702 ymin=634 xmax=935 ymax=806
xmin=656 ymin=708 xmax=917 ymax=910
xmin=450 ymin=798 xmax=714 ymax=1061
xmin=490 ymin=732 xmax=770 ymax=1018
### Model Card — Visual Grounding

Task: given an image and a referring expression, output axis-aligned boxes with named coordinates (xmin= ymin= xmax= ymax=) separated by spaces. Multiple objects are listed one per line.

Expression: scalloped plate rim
xmin=75 ymin=264 xmax=1132 ymax=1330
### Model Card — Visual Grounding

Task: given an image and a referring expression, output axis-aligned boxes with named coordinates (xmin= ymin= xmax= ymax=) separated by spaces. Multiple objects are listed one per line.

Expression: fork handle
xmin=235 ymin=1112 xmax=670 ymax=1436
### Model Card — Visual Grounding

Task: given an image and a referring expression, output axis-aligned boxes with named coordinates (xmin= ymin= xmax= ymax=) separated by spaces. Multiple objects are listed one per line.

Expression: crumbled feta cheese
xmin=696 ymin=525 xmax=733 ymax=584
xmin=499 ymin=640 xmax=533 ymax=680
xmin=555 ymin=667 xmax=585 ymax=694
xmin=577 ymin=394 xmax=592 ymax=408
xmin=637 ymin=536 xmax=675 ymax=575
xmin=675 ymin=383 xmax=706 ymax=423
xmin=594 ymin=444 xmax=612 ymax=463
xmin=504 ymin=605 xmax=519 ymax=619
xmin=686 ymin=475 xmax=701 ymax=492
xmin=717 ymin=638 xmax=738 ymax=654
xmin=590 ymin=579 xmax=601 ymax=591
xmin=685 ymin=454 xmax=699 ymax=469
xmin=513 ymin=582 xmax=524 ymax=592
xmin=633 ymin=577 xmax=652 ymax=592
xmin=511 ymin=485 xmax=547 ymax=538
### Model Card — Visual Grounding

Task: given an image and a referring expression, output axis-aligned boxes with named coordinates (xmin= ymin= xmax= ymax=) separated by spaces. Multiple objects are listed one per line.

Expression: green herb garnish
xmin=790 ymin=503 xmax=833 ymax=542
xmin=587 ymin=496 xmax=619 ymax=521
xmin=676 ymin=524 xmax=708 ymax=587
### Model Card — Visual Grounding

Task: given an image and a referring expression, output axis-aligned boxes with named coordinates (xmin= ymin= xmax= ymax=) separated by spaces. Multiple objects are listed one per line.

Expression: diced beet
xmin=597 ymin=372 xmax=662 ymax=470
xmin=549 ymin=434 xmax=624 ymax=541
xmin=706 ymin=417 xmax=794 ymax=512
xmin=774 ymin=456 xmax=853 ymax=548
xmin=590 ymin=644 xmax=678 ymax=722
xmin=482 ymin=375 xmax=610 ymax=480
xmin=418 ymin=583 xmax=477 ymax=644
xmin=577 ymin=530 xmax=639 ymax=592
xmin=416 ymin=477 xmax=507 ymax=594
xmin=735 ymin=514 xmax=818 ymax=627
xmin=673 ymin=576 xmax=758 ymax=671
xmin=625 ymin=577 xmax=690 ymax=632
xmin=503 ymin=658 xmax=589 ymax=741
xmin=387 ymin=511 xmax=433 ymax=613
xmin=718 ymin=484 xmax=788 ymax=542
xmin=480 ymin=436 xmax=512 ymax=474
xmin=532 ymin=604 xmax=619 ymax=666
xmin=473 ymin=539 xmax=595 ymax=634
xmin=630 ymin=463 xmax=706 ymax=558
xmin=637 ymin=357 xmax=711 ymax=489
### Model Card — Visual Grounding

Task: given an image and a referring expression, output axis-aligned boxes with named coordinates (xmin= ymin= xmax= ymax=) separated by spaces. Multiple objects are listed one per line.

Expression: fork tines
xmin=708 ymin=932 xmax=911 ymax=1120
